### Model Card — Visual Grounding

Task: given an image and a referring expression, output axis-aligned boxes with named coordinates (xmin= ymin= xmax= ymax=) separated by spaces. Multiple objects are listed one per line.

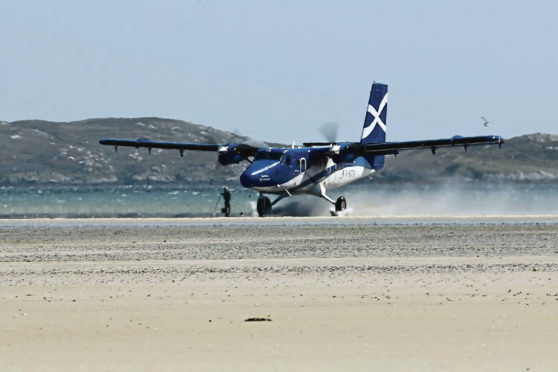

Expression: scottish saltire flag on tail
xmin=361 ymin=82 xmax=388 ymax=169
xmin=361 ymin=82 xmax=388 ymax=144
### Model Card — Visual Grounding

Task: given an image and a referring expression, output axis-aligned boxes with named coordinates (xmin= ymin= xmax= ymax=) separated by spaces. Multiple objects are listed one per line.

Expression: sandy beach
xmin=1 ymin=217 xmax=558 ymax=371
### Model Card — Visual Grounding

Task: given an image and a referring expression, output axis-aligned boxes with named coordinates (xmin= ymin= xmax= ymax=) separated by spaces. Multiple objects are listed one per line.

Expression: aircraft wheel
xmin=257 ymin=196 xmax=272 ymax=217
xmin=335 ymin=196 xmax=347 ymax=212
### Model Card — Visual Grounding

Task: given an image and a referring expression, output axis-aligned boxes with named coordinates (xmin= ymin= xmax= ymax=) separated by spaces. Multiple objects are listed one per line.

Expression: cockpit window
xmin=254 ymin=151 xmax=283 ymax=161
xmin=280 ymin=151 xmax=291 ymax=164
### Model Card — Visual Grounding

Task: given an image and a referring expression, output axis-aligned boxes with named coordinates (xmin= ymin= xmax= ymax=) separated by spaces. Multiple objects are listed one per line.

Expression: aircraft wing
xmin=99 ymin=137 xmax=260 ymax=164
xmin=346 ymin=135 xmax=504 ymax=155
xmin=99 ymin=138 xmax=221 ymax=152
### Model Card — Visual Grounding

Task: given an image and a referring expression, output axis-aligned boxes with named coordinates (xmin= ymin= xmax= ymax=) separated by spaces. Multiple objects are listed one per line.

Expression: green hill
xmin=0 ymin=117 xmax=250 ymax=185
xmin=1 ymin=118 xmax=557 ymax=185
xmin=376 ymin=133 xmax=558 ymax=183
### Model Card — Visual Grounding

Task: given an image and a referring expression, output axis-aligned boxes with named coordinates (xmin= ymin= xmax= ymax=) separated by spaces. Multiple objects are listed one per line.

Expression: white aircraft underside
xmin=247 ymin=162 xmax=374 ymax=196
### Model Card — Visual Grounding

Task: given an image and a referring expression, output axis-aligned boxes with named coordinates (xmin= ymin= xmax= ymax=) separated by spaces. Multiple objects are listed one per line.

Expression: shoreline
xmin=1 ymin=214 xmax=558 ymax=227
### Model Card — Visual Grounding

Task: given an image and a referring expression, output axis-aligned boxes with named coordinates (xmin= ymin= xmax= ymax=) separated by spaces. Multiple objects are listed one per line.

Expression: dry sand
xmin=1 ymin=217 xmax=558 ymax=371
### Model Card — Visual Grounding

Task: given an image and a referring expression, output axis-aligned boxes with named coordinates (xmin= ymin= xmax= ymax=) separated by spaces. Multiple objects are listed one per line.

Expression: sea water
xmin=0 ymin=185 xmax=256 ymax=218
xmin=0 ymin=183 xmax=557 ymax=218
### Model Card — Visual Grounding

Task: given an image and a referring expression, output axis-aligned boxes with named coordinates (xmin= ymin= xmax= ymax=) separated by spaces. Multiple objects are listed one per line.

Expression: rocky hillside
xmin=377 ymin=133 xmax=558 ymax=183
xmin=0 ymin=118 xmax=557 ymax=185
xmin=0 ymin=118 xmax=253 ymax=185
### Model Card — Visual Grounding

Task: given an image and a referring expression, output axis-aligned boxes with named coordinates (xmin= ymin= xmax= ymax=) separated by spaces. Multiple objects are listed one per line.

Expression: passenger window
xmin=299 ymin=158 xmax=306 ymax=172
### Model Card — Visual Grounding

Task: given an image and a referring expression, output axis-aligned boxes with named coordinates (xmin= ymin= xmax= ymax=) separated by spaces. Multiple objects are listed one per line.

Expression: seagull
xmin=481 ymin=117 xmax=490 ymax=127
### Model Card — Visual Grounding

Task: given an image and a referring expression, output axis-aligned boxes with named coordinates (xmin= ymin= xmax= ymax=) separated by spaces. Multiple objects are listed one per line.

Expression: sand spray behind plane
xmin=350 ymin=183 xmax=556 ymax=216
xmin=259 ymin=183 xmax=558 ymax=217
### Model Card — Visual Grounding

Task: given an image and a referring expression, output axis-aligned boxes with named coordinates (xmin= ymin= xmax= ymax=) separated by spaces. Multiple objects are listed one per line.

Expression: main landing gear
xmin=319 ymin=184 xmax=347 ymax=215
xmin=335 ymin=196 xmax=347 ymax=212
xmin=329 ymin=196 xmax=348 ymax=216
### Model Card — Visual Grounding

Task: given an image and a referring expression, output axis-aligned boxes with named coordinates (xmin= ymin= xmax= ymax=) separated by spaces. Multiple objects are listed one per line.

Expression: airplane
xmin=100 ymin=82 xmax=504 ymax=217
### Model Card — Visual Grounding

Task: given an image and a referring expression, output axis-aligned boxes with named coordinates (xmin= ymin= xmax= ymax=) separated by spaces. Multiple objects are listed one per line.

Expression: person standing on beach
xmin=221 ymin=186 xmax=231 ymax=217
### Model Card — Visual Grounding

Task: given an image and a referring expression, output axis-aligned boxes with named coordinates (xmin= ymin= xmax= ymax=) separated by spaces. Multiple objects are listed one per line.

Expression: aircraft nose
xmin=240 ymin=171 xmax=256 ymax=188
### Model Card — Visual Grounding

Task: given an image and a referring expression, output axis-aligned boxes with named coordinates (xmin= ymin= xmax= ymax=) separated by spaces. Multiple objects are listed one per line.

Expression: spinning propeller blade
xmin=319 ymin=122 xmax=340 ymax=143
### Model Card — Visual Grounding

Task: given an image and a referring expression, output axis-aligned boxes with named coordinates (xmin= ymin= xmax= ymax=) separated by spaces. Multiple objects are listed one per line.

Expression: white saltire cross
xmin=361 ymin=93 xmax=388 ymax=139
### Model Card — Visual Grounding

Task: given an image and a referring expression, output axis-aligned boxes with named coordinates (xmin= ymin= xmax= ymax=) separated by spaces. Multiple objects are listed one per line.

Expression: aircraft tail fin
xmin=360 ymin=82 xmax=388 ymax=169
xmin=361 ymin=82 xmax=388 ymax=144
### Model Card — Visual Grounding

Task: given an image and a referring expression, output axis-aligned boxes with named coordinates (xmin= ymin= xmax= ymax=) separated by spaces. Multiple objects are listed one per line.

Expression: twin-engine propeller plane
xmin=100 ymin=83 xmax=504 ymax=217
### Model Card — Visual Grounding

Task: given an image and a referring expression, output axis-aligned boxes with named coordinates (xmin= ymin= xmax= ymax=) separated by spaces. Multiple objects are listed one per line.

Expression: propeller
xmin=231 ymin=128 xmax=267 ymax=148
xmin=319 ymin=122 xmax=340 ymax=143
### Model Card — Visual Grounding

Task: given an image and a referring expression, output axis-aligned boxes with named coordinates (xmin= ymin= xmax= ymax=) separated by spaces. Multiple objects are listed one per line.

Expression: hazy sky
xmin=1 ymin=0 xmax=557 ymax=143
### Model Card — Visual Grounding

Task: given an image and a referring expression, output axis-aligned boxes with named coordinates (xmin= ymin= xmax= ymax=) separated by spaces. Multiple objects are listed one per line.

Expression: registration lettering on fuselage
xmin=342 ymin=169 xmax=356 ymax=178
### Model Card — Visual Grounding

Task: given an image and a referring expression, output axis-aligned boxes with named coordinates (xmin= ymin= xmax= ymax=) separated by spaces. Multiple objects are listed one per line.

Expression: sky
xmin=1 ymin=0 xmax=557 ymax=144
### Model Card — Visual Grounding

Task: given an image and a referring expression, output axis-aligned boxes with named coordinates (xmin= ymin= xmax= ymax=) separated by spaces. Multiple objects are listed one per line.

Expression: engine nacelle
xmin=329 ymin=144 xmax=358 ymax=164
xmin=218 ymin=144 xmax=249 ymax=165
xmin=331 ymin=152 xmax=358 ymax=164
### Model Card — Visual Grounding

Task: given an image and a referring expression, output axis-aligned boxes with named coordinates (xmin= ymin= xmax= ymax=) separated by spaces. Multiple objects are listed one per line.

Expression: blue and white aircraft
xmin=100 ymin=83 xmax=504 ymax=216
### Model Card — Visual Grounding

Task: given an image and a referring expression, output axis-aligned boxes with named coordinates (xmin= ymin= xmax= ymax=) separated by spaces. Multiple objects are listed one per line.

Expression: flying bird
xmin=481 ymin=117 xmax=490 ymax=127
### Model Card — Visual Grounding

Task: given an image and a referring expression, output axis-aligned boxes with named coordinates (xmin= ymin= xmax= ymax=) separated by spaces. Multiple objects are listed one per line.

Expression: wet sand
xmin=1 ymin=217 xmax=558 ymax=371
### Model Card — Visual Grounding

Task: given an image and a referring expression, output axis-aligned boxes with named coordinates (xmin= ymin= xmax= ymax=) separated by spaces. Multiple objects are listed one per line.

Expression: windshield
xmin=254 ymin=151 xmax=283 ymax=161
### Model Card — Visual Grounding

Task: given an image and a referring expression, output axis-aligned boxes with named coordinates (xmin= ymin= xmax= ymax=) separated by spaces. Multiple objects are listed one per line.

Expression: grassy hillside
xmin=1 ymin=118 xmax=557 ymax=185
xmin=0 ymin=118 xmax=250 ymax=184
xmin=376 ymin=133 xmax=558 ymax=183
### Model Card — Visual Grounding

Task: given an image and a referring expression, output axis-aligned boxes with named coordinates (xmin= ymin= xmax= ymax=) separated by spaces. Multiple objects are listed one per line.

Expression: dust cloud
xmin=259 ymin=183 xmax=558 ymax=217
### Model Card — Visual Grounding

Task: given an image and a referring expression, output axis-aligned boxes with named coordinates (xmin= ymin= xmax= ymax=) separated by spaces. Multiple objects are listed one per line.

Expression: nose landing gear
xmin=257 ymin=195 xmax=272 ymax=217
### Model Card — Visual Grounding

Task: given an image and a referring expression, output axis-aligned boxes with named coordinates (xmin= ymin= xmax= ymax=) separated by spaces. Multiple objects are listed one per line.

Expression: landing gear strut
xmin=318 ymin=184 xmax=347 ymax=216
xmin=257 ymin=196 xmax=272 ymax=217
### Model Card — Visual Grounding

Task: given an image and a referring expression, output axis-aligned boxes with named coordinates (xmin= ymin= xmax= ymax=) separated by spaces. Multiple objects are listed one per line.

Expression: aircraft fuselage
xmin=239 ymin=147 xmax=374 ymax=197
